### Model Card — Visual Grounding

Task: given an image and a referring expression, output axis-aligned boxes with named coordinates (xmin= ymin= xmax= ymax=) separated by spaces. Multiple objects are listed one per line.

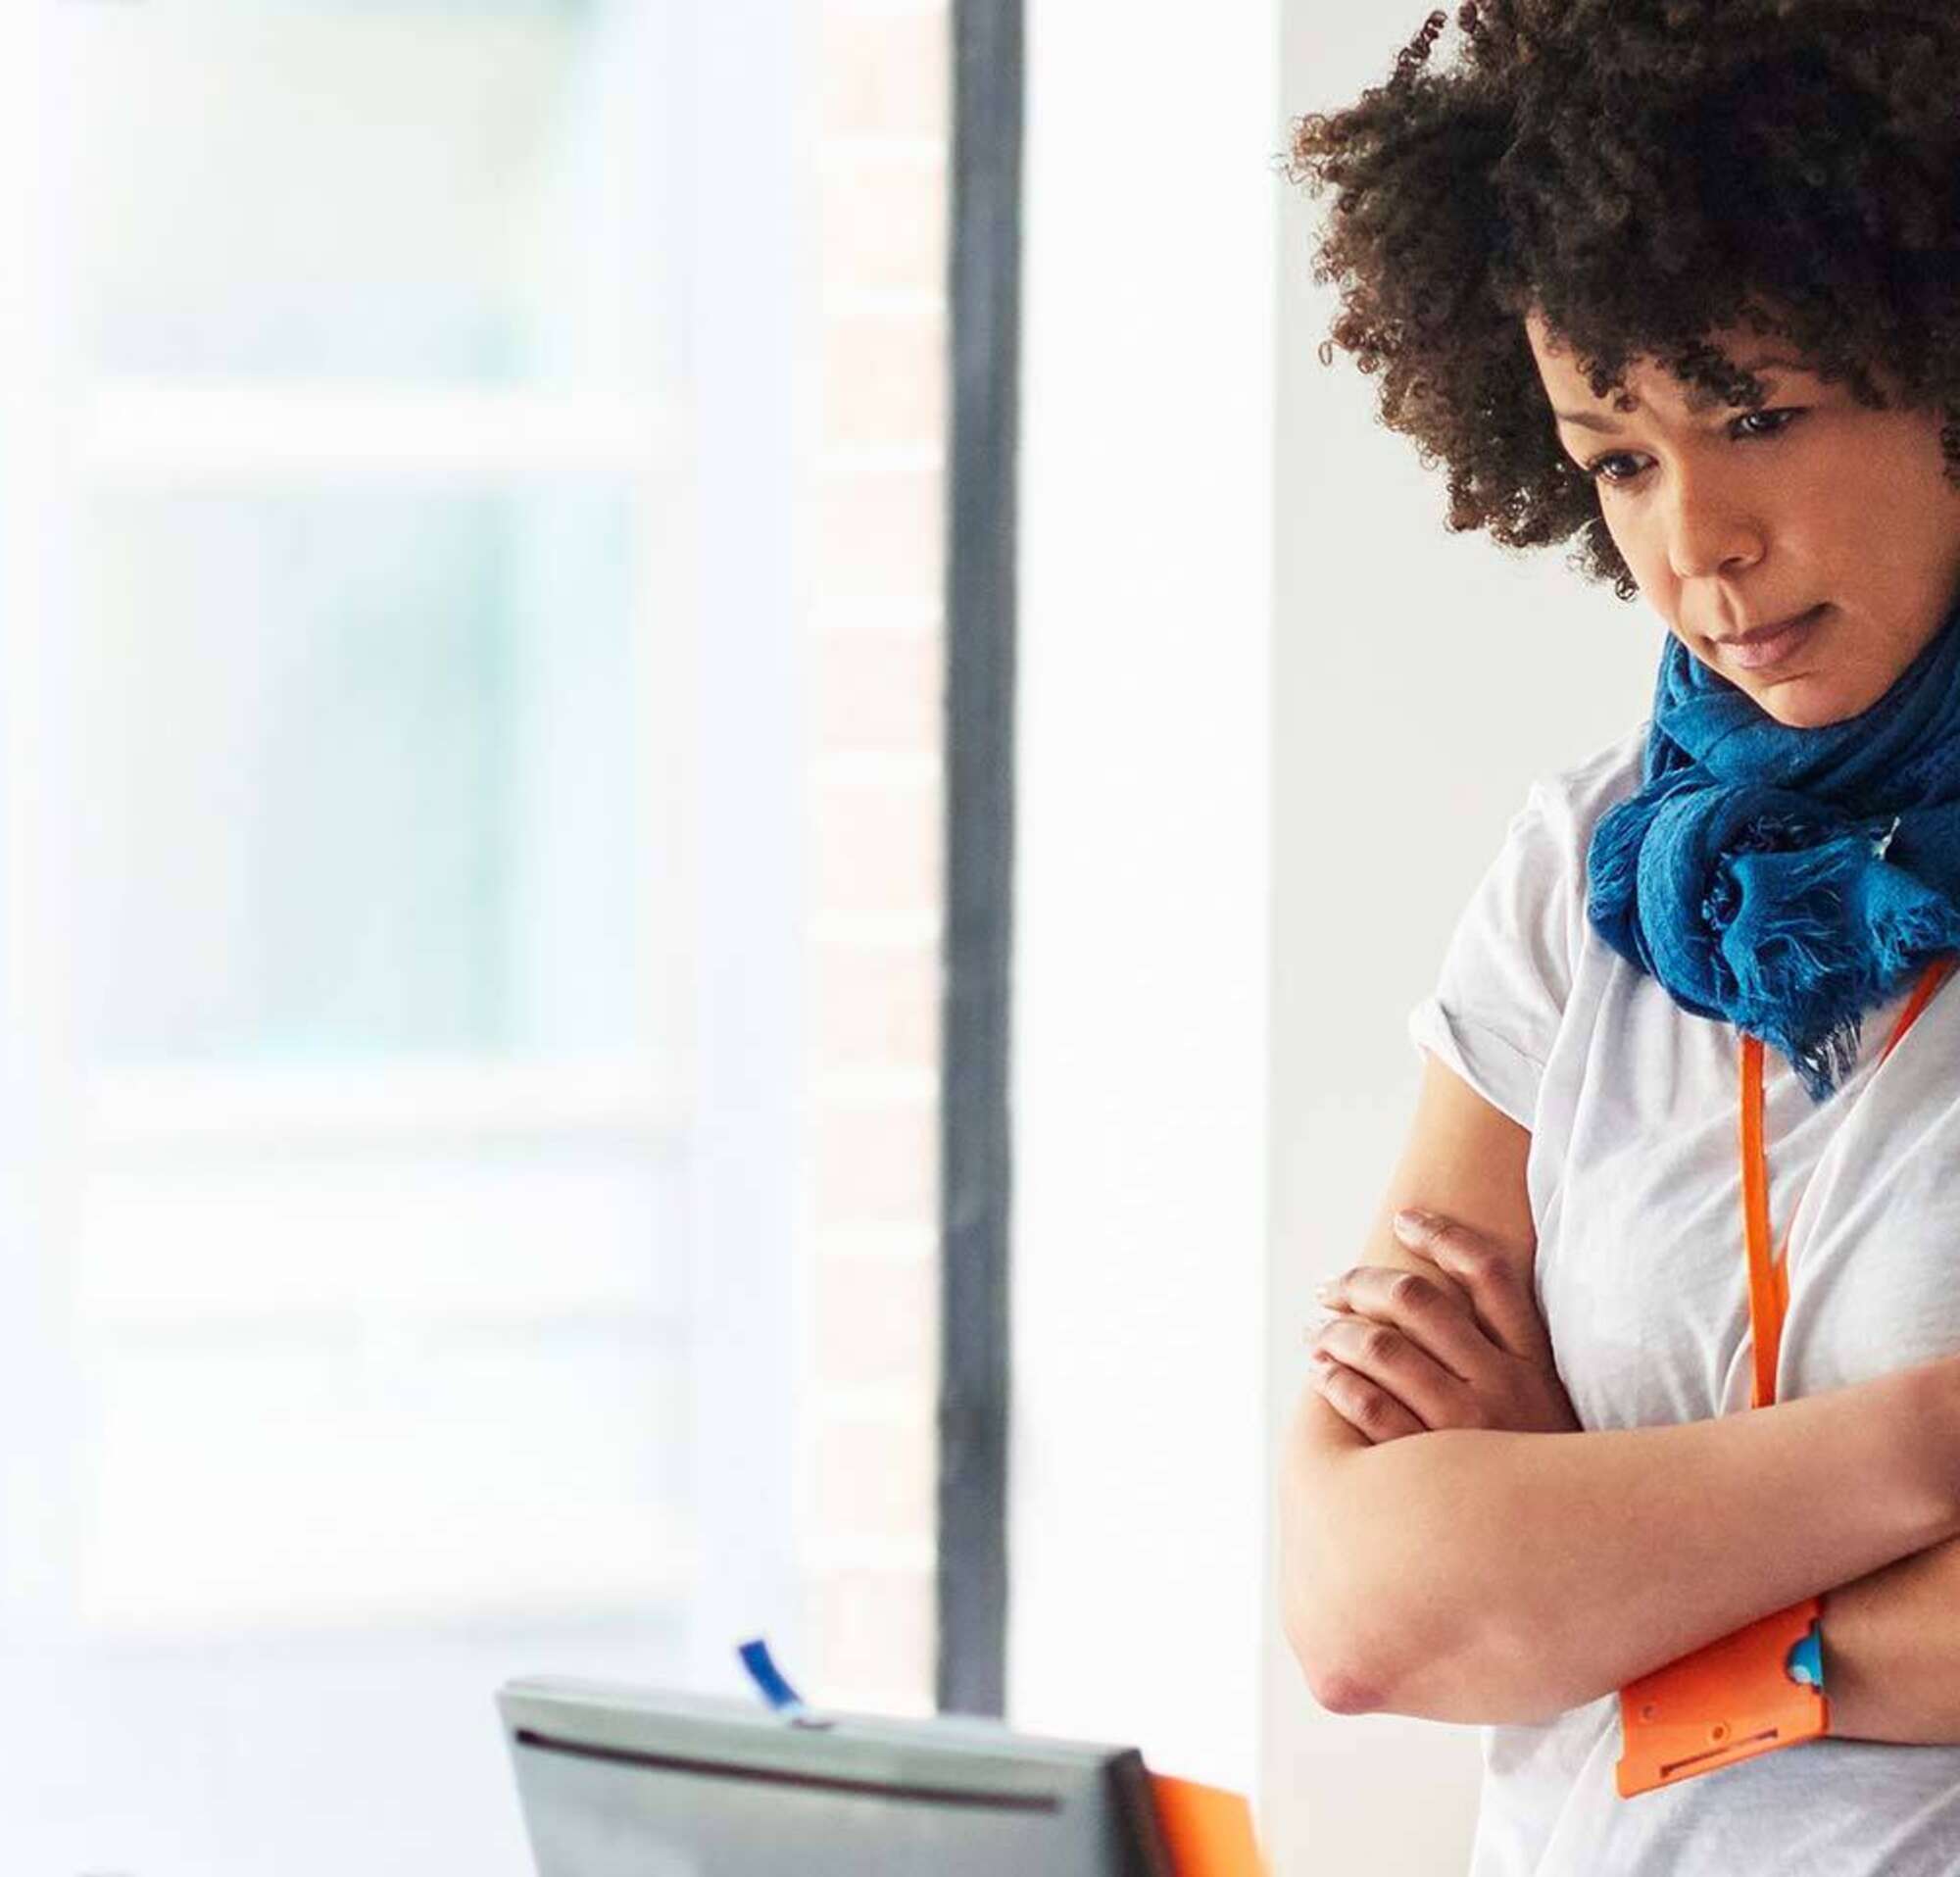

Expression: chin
xmin=1755 ymin=698 xmax=1845 ymax=729
xmin=1746 ymin=677 xmax=1877 ymax=730
xmin=1682 ymin=638 xmax=1885 ymax=728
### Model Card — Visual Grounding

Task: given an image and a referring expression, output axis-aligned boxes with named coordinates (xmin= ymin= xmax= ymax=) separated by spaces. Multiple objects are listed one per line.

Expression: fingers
xmin=1307 ymin=1308 xmax=1478 ymax=1430
xmin=1304 ymin=1206 xmax=1564 ymax=1444
xmin=1391 ymin=1208 xmax=1555 ymax=1366
xmin=1315 ymin=1260 xmax=1490 ymax=1384
xmin=1308 ymin=1354 xmax=1427 ymax=1443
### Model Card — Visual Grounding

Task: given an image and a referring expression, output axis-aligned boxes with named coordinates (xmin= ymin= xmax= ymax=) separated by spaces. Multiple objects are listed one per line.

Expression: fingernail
xmin=1313 ymin=1280 xmax=1338 ymax=1305
xmin=1392 ymin=1209 xmax=1427 ymax=1243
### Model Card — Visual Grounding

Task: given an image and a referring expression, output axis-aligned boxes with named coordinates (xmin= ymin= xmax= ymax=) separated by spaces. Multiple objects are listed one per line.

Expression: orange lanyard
xmin=1617 ymin=952 xmax=1960 ymax=1801
xmin=1738 ymin=954 xmax=1958 ymax=1409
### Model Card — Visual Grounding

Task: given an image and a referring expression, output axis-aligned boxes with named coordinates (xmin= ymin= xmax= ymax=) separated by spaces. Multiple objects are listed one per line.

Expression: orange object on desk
xmin=1151 ymin=1773 xmax=1266 ymax=1876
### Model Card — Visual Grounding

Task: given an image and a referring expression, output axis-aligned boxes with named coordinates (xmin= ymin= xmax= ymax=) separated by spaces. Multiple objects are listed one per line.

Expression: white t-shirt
xmin=1408 ymin=722 xmax=1960 ymax=1877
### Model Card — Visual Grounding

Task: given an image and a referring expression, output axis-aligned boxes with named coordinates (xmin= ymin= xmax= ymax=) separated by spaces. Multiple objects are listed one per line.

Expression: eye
xmin=1580 ymin=451 xmax=1646 ymax=487
xmin=1577 ymin=407 xmax=1807 ymax=488
xmin=1733 ymin=409 xmax=1803 ymax=442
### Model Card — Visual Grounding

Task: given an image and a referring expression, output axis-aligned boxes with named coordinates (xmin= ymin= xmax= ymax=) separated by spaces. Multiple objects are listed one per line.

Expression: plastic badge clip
xmin=1614 ymin=1596 xmax=1829 ymax=1798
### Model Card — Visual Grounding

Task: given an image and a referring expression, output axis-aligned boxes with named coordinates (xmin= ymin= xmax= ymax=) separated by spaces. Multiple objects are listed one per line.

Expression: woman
xmin=1279 ymin=4 xmax=1960 ymax=1870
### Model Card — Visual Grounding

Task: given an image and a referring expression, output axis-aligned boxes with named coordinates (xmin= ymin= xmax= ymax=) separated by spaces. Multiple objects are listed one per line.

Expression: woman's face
xmin=1525 ymin=309 xmax=1960 ymax=728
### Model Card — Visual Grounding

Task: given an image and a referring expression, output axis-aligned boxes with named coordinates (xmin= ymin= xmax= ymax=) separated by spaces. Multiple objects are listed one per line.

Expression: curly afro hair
xmin=1286 ymin=1 xmax=1960 ymax=600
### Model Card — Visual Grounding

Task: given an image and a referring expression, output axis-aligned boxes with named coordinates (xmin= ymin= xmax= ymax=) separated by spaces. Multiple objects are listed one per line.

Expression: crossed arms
xmin=1278 ymin=1055 xmax=1960 ymax=1742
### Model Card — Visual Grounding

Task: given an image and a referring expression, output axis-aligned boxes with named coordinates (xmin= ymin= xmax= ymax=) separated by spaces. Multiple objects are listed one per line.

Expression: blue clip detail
xmin=737 ymin=1637 xmax=807 ymax=1713
xmin=1785 ymin=1624 xmax=1826 ymax=1691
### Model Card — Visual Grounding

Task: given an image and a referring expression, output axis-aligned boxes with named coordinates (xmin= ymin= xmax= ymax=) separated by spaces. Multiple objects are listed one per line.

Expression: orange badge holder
xmin=1614 ymin=955 xmax=1954 ymax=1799
xmin=1615 ymin=1598 xmax=1828 ymax=1796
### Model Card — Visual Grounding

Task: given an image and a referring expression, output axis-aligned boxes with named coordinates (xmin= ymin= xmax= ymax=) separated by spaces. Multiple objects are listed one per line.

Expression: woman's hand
xmin=1306 ymin=1207 xmax=1580 ymax=1444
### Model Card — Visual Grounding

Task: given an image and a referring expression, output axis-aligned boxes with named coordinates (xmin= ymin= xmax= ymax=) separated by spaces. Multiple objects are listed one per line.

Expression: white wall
xmin=1016 ymin=5 xmax=1673 ymax=1861
xmin=1011 ymin=0 xmax=1277 ymax=1800
xmin=1260 ymin=9 xmax=1662 ymax=1872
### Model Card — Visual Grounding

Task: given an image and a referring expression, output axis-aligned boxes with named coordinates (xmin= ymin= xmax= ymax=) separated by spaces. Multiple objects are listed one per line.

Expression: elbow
xmin=1281 ymin=1565 xmax=1575 ymax=1721
xmin=1277 ymin=1401 xmax=1563 ymax=1724
xmin=1300 ymin=1653 xmax=1385 ymax=1717
xmin=1284 ymin=1623 xmax=1386 ymax=1716
xmin=1286 ymin=1590 xmax=1544 ymax=1722
xmin=1277 ymin=1398 xmax=1392 ymax=1715
xmin=1278 ymin=1551 xmax=1386 ymax=1717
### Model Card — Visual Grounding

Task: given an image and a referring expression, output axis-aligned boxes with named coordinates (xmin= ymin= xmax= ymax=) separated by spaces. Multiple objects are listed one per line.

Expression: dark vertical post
xmin=937 ymin=0 xmax=1021 ymax=1717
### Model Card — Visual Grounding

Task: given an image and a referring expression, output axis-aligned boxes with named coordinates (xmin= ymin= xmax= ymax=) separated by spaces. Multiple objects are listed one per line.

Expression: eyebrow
xmin=1552 ymin=409 xmax=1633 ymax=433
xmin=1551 ymin=357 xmax=1812 ymax=431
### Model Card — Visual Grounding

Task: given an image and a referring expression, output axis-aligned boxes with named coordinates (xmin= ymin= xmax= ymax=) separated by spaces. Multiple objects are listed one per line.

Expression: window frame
xmin=937 ymin=0 xmax=1022 ymax=1719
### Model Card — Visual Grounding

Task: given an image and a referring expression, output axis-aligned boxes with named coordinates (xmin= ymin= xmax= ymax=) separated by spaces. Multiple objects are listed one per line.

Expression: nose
xmin=1664 ymin=465 xmax=1764 ymax=581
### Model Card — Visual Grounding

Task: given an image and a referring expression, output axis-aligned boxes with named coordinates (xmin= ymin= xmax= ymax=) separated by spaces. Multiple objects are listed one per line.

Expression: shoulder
xmin=1470 ymin=720 xmax=1646 ymax=934
xmin=1412 ymin=722 xmax=1647 ymax=1129
xmin=1443 ymin=721 xmax=1647 ymax=1026
xmin=1515 ymin=720 xmax=1647 ymax=864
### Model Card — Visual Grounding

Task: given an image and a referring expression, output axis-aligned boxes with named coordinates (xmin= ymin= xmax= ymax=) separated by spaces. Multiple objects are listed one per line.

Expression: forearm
xmin=1822 ymin=1532 xmax=1960 ymax=1744
xmin=1279 ymin=1356 xmax=1960 ymax=1725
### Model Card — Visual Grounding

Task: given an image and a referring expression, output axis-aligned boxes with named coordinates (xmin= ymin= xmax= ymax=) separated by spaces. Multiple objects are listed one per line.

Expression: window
xmin=0 ymin=2 xmax=956 ymax=1869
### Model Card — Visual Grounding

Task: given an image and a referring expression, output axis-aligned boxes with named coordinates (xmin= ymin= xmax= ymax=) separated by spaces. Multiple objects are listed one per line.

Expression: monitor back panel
xmin=501 ymin=1679 xmax=1168 ymax=1877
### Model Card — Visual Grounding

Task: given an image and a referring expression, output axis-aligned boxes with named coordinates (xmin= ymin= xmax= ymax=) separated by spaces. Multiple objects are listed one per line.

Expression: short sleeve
xmin=1406 ymin=775 xmax=1585 ymax=1134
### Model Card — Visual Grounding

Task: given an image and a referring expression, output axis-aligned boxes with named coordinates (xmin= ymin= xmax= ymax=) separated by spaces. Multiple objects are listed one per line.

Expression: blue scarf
xmin=1587 ymin=598 xmax=1960 ymax=1102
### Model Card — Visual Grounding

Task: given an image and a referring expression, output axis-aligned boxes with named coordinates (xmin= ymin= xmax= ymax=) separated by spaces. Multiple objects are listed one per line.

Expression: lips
xmin=1715 ymin=604 xmax=1828 ymax=672
xmin=1719 ymin=606 xmax=1823 ymax=645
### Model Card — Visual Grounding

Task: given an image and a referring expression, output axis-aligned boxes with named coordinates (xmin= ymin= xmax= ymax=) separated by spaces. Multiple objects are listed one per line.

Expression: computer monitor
xmin=498 ymin=1676 xmax=1174 ymax=1876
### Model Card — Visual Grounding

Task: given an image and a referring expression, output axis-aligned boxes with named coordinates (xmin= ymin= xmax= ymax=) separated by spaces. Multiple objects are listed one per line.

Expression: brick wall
xmin=797 ymin=0 xmax=950 ymax=1715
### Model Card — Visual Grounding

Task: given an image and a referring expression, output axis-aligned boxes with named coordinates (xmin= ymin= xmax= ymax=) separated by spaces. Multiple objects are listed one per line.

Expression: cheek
xmin=1826 ymin=417 xmax=1959 ymax=562
xmin=1888 ymin=470 xmax=1960 ymax=591
xmin=1599 ymin=509 xmax=1674 ymax=603
xmin=1838 ymin=483 xmax=1960 ymax=625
